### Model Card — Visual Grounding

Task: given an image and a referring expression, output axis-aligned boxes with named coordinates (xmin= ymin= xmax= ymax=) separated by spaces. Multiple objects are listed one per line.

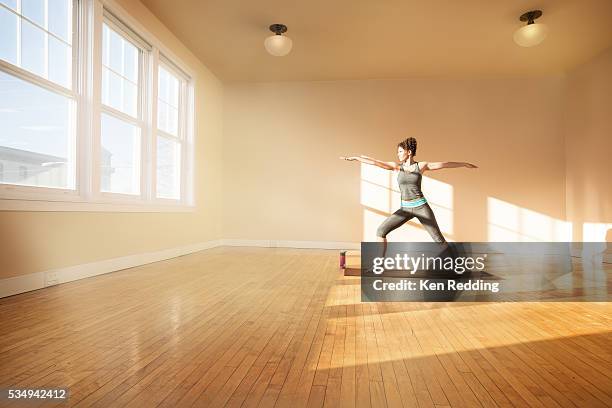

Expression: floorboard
xmin=0 ymin=246 xmax=610 ymax=407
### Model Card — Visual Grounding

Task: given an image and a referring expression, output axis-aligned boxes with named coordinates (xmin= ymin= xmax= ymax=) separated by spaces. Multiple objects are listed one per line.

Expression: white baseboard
xmin=221 ymin=239 xmax=360 ymax=250
xmin=276 ymin=240 xmax=360 ymax=250
xmin=0 ymin=239 xmax=223 ymax=299
xmin=0 ymin=272 xmax=46 ymax=299
xmin=220 ymin=239 xmax=272 ymax=247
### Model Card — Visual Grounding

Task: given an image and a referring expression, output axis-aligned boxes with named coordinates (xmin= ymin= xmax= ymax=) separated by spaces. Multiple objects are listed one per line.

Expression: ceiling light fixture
xmin=513 ymin=10 xmax=548 ymax=47
xmin=264 ymin=24 xmax=293 ymax=56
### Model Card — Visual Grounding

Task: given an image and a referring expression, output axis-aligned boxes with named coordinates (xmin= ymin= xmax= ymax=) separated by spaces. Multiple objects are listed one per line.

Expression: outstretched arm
xmin=420 ymin=161 xmax=478 ymax=172
xmin=339 ymin=155 xmax=399 ymax=170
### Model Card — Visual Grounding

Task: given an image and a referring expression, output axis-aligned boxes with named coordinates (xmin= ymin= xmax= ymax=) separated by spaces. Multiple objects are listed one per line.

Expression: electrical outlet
xmin=45 ymin=272 xmax=59 ymax=286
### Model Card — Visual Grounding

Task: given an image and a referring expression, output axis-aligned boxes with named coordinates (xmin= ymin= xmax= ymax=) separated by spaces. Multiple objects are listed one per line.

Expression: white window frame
xmin=0 ymin=0 xmax=196 ymax=212
xmin=154 ymin=56 xmax=189 ymax=203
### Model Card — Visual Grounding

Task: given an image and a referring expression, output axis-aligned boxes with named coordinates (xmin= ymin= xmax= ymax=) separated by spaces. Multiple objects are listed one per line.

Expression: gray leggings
xmin=376 ymin=203 xmax=446 ymax=243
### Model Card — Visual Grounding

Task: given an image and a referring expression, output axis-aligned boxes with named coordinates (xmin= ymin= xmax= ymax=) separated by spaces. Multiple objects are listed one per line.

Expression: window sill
xmin=0 ymin=198 xmax=196 ymax=213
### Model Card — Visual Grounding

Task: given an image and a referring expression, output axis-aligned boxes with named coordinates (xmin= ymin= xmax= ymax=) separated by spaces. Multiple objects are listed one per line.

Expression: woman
xmin=341 ymin=137 xmax=477 ymax=246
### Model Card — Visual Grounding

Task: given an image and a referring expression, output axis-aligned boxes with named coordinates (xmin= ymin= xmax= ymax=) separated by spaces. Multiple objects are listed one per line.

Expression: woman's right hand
xmin=340 ymin=156 xmax=357 ymax=161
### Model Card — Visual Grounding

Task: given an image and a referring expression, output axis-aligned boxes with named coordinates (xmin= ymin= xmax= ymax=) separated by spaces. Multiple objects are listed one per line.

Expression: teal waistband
xmin=401 ymin=197 xmax=427 ymax=208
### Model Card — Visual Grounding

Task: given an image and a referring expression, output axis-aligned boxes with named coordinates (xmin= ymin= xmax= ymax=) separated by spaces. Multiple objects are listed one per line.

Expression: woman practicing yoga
xmin=340 ymin=137 xmax=477 ymax=245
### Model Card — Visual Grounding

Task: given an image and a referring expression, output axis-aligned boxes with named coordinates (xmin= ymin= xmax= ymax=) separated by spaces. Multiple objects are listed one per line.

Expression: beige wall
xmin=0 ymin=0 xmax=224 ymax=279
xmin=563 ymin=47 xmax=612 ymax=242
xmin=223 ymin=77 xmax=567 ymax=243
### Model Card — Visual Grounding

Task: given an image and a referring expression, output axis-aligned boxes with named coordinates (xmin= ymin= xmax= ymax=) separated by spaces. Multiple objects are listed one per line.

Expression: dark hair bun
xmin=398 ymin=137 xmax=417 ymax=156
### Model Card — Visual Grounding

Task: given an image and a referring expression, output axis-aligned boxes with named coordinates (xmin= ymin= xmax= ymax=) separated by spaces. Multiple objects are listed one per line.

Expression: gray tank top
xmin=397 ymin=161 xmax=424 ymax=200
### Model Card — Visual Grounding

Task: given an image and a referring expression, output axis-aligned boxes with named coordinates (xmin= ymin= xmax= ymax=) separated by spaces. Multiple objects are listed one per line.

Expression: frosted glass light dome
xmin=514 ymin=23 xmax=548 ymax=47
xmin=264 ymin=35 xmax=293 ymax=56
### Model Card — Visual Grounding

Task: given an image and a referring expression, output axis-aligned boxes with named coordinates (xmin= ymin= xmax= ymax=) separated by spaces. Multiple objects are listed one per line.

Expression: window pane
xmin=123 ymin=80 xmax=137 ymax=117
xmin=157 ymin=100 xmax=167 ymax=132
xmin=156 ymin=136 xmax=180 ymax=199
xmin=158 ymin=66 xmax=179 ymax=107
xmin=21 ymin=0 xmax=45 ymax=27
xmin=0 ymin=0 xmax=72 ymax=89
xmin=0 ymin=71 xmax=75 ymax=189
xmin=158 ymin=67 xmax=168 ymax=102
xmin=123 ymin=43 xmax=138 ymax=82
xmin=169 ymin=74 xmax=179 ymax=107
xmin=108 ymin=28 xmax=123 ymax=73
xmin=106 ymin=24 xmax=139 ymax=80
xmin=0 ymin=6 xmax=18 ymax=65
xmin=21 ymin=19 xmax=46 ymax=78
xmin=48 ymin=35 xmax=71 ymax=88
xmin=168 ymin=105 xmax=178 ymax=134
xmin=48 ymin=0 xmax=72 ymax=43
xmin=102 ymin=23 xmax=110 ymax=66
xmin=157 ymin=66 xmax=180 ymax=136
xmin=102 ymin=67 xmax=121 ymax=111
xmin=2 ymin=2 xmax=73 ymax=88
xmin=100 ymin=113 xmax=141 ymax=195
xmin=157 ymin=101 xmax=178 ymax=136
xmin=102 ymin=67 xmax=137 ymax=117
xmin=102 ymin=23 xmax=139 ymax=118
xmin=0 ymin=0 xmax=18 ymax=10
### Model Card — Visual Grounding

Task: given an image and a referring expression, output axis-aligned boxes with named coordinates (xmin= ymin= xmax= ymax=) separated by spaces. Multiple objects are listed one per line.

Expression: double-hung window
xmin=0 ymin=0 xmax=76 ymax=191
xmin=0 ymin=0 xmax=195 ymax=211
xmin=99 ymin=16 xmax=146 ymax=196
xmin=156 ymin=60 xmax=187 ymax=200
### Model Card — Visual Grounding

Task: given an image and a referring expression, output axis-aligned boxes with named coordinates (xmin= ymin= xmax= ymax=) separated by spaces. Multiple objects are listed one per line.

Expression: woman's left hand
xmin=464 ymin=163 xmax=478 ymax=168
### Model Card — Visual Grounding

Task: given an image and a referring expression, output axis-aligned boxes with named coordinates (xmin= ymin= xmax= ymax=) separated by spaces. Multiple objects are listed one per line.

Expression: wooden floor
xmin=0 ymin=246 xmax=611 ymax=407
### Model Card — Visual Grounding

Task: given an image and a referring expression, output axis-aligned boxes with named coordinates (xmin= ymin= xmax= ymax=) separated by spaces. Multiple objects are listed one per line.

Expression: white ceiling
xmin=140 ymin=0 xmax=612 ymax=82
